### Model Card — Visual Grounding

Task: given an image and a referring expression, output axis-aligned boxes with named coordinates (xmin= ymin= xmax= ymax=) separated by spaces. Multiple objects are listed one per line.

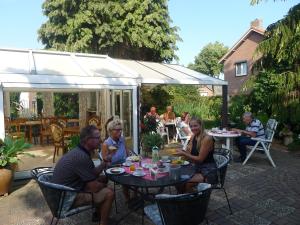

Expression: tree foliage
xmin=250 ymin=0 xmax=287 ymax=5
xmin=38 ymin=0 xmax=180 ymax=62
xmin=238 ymin=3 xmax=300 ymax=133
xmin=188 ymin=42 xmax=228 ymax=77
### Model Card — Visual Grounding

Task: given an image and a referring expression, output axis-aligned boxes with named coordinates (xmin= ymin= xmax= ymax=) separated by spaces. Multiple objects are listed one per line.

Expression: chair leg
xmin=114 ymin=182 xmax=118 ymax=213
xmin=242 ymin=141 xmax=260 ymax=165
xmin=262 ymin=143 xmax=276 ymax=168
xmin=53 ymin=147 xmax=57 ymax=163
xmin=222 ymin=187 xmax=233 ymax=214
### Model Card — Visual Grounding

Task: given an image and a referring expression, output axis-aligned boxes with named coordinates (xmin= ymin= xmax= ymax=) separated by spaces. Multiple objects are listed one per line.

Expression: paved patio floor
xmin=1 ymin=143 xmax=300 ymax=225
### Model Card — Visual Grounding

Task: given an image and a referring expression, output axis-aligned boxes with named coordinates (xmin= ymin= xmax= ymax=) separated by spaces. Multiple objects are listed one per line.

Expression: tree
xmin=38 ymin=0 xmax=180 ymax=62
xmin=188 ymin=42 xmax=228 ymax=77
xmin=244 ymin=3 xmax=300 ymax=132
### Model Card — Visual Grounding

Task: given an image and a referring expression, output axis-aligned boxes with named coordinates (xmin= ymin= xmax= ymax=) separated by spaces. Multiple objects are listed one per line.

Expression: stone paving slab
xmin=1 ymin=147 xmax=300 ymax=225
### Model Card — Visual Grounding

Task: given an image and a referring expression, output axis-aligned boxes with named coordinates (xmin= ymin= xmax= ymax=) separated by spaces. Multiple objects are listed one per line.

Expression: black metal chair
xmin=211 ymin=150 xmax=233 ymax=214
xmin=31 ymin=167 xmax=54 ymax=180
xmin=35 ymin=171 xmax=94 ymax=225
xmin=144 ymin=183 xmax=212 ymax=225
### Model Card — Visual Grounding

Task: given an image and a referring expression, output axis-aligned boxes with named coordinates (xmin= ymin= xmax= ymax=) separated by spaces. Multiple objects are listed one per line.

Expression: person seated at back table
xmin=231 ymin=112 xmax=265 ymax=163
xmin=179 ymin=112 xmax=192 ymax=136
xmin=162 ymin=105 xmax=176 ymax=122
xmin=175 ymin=117 xmax=217 ymax=193
xmin=144 ymin=106 xmax=160 ymax=120
xmin=52 ymin=125 xmax=114 ymax=225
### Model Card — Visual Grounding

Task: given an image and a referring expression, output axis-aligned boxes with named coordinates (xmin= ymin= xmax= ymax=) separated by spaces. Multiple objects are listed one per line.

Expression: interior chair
xmin=88 ymin=116 xmax=102 ymax=131
xmin=8 ymin=118 xmax=27 ymax=140
xmin=104 ymin=116 xmax=114 ymax=139
xmin=40 ymin=117 xmax=56 ymax=145
xmin=36 ymin=171 xmax=94 ymax=225
xmin=243 ymin=119 xmax=278 ymax=168
xmin=211 ymin=150 xmax=232 ymax=214
xmin=49 ymin=123 xmax=69 ymax=163
xmin=157 ymin=122 xmax=169 ymax=145
xmin=144 ymin=183 xmax=212 ymax=225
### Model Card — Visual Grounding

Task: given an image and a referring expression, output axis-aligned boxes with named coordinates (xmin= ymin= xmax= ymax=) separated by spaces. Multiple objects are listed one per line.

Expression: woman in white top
xmin=179 ymin=112 xmax=192 ymax=136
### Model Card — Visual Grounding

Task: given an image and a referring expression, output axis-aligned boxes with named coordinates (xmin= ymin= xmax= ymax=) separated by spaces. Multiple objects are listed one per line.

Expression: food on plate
xmin=110 ymin=168 xmax=122 ymax=174
xmin=166 ymin=148 xmax=177 ymax=155
xmin=127 ymin=155 xmax=140 ymax=162
xmin=171 ymin=157 xmax=184 ymax=165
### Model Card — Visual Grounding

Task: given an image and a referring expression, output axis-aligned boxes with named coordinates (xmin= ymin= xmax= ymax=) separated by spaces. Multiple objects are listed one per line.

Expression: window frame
xmin=235 ymin=61 xmax=248 ymax=76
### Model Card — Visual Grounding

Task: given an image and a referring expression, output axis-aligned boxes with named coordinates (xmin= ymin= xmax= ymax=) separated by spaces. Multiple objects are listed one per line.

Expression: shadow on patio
xmin=1 ymin=143 xmax=300 ymax=225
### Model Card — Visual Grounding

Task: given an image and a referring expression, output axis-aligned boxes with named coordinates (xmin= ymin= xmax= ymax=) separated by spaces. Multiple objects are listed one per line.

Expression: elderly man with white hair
xmin=232 ymin=112 xmax=265 ymax=162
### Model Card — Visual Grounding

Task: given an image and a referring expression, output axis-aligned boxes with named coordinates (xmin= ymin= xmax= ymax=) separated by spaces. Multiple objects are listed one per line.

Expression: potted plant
xmin=279 ymin=124 xmax=293 ymax=146
xmin=0 ymin=137 xmax=32 ymax=196
xmin=141 ymin=132 xmax=163 ymax=156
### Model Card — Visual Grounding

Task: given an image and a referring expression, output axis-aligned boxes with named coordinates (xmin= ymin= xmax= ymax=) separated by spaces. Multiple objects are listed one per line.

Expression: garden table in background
xmin=207 ymin=130 xmax=241 ymax=160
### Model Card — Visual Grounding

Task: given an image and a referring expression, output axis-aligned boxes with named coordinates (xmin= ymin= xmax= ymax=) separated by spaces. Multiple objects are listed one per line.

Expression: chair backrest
xmin=37 ymin=172 xmax=77 ymax=218
xmin=31 ymin=167 xmax=54 ymax=180
xmin=50 ymin=123 xmax=64 ymax=144
xmin=213 ymin=153 xmax=229 ymax=187
xmin=265 ymin=119 xmax=278 ymax=141
xmin=88 ymin=116 xmax=101 ymax=128
xmin=155 ymin=187 xmax=211 ymax=225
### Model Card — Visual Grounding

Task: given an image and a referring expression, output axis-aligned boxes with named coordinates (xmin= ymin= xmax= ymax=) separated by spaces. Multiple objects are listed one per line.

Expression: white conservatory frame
xmin=0 ymin=48 xmax=228 ymax=153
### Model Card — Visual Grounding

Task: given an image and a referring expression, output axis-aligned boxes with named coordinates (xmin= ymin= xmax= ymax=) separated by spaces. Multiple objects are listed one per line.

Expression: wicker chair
xmin=35 ymin=171 xmax=94 ymax=225
xmin=88 ymin=116 xmax=101 ymax=131
xmin=49 ymin=123 xmax=68 ymax=162
xmin=8 ymin=118 xmax=27 ymax=140
xmin=40 ymin=117 xmax=56 ymax=145
xmin=144 ymin=183 xmax=211 ymax=225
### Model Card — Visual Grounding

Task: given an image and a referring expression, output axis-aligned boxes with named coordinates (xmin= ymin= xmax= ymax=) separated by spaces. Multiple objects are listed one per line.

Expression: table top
xmin=207 ymin=130 xmax=241 ymax=138
xmin=106 ymin=163 xmax=195 ymax=188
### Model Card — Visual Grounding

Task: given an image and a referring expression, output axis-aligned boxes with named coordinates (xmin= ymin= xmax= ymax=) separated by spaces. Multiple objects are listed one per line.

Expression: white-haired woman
xmin=102 ymin=119 xmax=129 ymax=165
xmin=102 ymin=119 xmax=136 ymax=203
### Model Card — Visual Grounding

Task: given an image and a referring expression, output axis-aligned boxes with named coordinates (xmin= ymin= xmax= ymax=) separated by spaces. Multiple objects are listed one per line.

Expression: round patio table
xmin=106 ymin=163 xmax=195 ymax=189
xmin=105 ymin=163 xmax=195 ymax=225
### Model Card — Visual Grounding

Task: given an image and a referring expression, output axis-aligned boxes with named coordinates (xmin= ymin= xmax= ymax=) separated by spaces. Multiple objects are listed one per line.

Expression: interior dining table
xmin=63 ymin=126 xmax=80 ymax=136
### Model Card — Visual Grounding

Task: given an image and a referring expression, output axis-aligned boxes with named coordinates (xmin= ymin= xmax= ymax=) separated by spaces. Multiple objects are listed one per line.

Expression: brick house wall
xmin=223 ymin=32 xmax=264 ymax=96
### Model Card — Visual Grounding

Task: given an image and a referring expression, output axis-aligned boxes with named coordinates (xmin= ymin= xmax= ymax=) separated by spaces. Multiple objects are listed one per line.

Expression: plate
xmin=142 ymin=163 xmax=153 ymax=169
xmin=132 ymin=171 xmax=146 ymax=177
xmin=160 ymin=159 xmax=171 ymax=163
xmin=122 ymin=162 xmax=132 ymax=167
xmin=126 ymin=156 xmax=140 ymax=162
xmin=106 ymin=167 xmax=125 ymax=175
xmin=182 ymin=161 xmax=190 ymax=166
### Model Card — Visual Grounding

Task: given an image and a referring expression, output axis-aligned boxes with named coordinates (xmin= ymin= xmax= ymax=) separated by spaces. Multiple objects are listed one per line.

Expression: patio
xmin=1 ymin=142 xmax=299 ymax=225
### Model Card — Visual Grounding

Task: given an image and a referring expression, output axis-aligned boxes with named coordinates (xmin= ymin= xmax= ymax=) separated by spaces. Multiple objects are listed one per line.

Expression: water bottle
xmin=152 ymin=146 xmax=159 ymax=163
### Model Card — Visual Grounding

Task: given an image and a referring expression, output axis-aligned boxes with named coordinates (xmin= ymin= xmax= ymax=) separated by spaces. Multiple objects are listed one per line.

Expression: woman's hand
xmin=175 ymin=149 xmax=187 ymax=157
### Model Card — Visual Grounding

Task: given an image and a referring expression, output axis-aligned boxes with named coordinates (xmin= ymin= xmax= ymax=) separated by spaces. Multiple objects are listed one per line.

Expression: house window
xmin=235 ymin=61 xmax=247 ymax=76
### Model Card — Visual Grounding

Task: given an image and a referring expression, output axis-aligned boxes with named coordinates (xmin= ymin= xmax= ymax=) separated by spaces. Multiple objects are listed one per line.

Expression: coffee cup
xmin=161 ymin=155 xmax=169 ymax=162
xmin=135 ymin=167 xmax=143 ymax=176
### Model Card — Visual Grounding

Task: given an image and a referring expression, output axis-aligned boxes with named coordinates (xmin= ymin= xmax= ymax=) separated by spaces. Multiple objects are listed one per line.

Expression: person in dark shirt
xmin=175 ymin=117 xmax=216 ymax=193
xmin=52 ymin=125 xmax=113 ymax=225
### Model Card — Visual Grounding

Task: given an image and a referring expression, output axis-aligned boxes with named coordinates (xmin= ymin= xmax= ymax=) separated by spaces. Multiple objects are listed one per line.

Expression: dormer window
xmin=235 ymin=61 xmax=247 ymax=76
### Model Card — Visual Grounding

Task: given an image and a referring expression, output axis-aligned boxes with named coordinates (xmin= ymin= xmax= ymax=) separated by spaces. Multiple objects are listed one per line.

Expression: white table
xmin=207 ymin=130 xmax=241 ymax=159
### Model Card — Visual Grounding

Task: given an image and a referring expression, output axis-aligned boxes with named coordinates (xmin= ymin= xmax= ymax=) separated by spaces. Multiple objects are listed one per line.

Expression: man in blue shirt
xmin=232 ymin=112 xmax=265 ymax=162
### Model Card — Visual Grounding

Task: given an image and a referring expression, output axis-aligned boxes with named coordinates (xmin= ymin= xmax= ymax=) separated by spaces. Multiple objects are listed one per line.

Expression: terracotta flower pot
xmin=0 ymin=168 xmax=13 ymax=196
